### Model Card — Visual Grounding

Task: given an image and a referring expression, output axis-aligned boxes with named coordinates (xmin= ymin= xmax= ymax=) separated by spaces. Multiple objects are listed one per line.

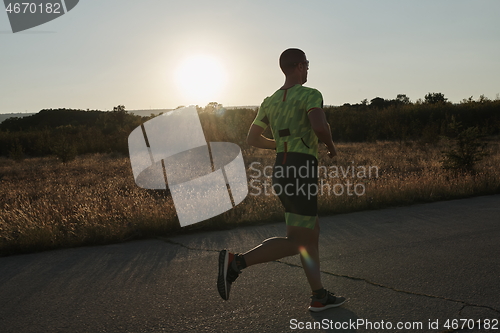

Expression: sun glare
xmin=175 ymin=55 xmax=227 ymax=105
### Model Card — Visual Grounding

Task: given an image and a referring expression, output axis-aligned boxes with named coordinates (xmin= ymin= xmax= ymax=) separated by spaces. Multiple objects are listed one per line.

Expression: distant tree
xmin=113 ymin=105 xmax=126 ymax=112
xmin=204 ymin=102 xmax=223 ymax=113
xmin=370 ymin=97 xmax=386 ymax=109
xmin=396 ymin=94 xmax=411 ymax=104
xmin=478 ymin=94 xmax=490 ymax=103
xmin=110 ymin=105 xmax=127 ymax=125
xmin=461 ymin=96 xmax=474 ymax=104
xmin=425 ymin=92 xmax=447 ymax=104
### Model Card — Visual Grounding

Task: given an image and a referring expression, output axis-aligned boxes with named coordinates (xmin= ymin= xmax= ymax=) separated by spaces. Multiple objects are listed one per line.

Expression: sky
xmin=1 ymin=0 xmax=499 ymax=114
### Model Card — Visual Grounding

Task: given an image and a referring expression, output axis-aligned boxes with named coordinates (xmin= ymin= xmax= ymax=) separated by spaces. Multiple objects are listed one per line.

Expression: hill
xmin=0 ymin=113 xmax=35 ymax=124
xmin=0 ymin=109 xmax=107 ymax=131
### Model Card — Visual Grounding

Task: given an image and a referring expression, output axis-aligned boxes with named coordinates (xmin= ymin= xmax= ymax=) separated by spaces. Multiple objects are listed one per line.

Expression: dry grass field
xmin=1 ymin=139 xmax=499 ymax=255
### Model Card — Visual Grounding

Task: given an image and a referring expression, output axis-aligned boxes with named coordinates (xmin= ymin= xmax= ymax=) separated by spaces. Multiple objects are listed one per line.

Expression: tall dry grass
xmin=0 ymin=154 xmax=177 ymax=255
xmin=1 ymin=140 xmax=499 ymax=255
xmin=316 ymin=140 xmax=500 ymax=213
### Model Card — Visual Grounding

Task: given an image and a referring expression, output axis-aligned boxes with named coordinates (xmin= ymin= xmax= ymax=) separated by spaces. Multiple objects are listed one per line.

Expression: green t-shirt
xmin=252 ymin=84 xmax=324 ymax=158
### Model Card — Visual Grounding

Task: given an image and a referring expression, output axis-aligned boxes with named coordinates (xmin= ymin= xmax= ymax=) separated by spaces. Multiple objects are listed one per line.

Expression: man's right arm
xmin=308 ymin=108 xmax=337 ymax=157
xmin=247 ymin=124 xmax=276 ymax=150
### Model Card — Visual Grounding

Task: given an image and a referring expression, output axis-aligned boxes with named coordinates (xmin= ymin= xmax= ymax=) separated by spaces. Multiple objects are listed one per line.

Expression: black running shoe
xmin=308 ymin=290 xmax=346 ymax=312
xmin=217 ymin=249 xmax=240 ymax=300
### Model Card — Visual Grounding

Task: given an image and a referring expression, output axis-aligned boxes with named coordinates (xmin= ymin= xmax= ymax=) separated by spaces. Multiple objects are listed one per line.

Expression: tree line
xmin=326 ymin=94 xmax=500 ymax=143
xmin=1 ymin=93 xmax=499 ymax=162
xmin=0 ymin=106 xmax=144 ymax=161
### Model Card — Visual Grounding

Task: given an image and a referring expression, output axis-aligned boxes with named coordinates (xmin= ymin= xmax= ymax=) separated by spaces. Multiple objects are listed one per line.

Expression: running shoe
xmin=217 ymin=249 xmax=241 ymax=300
xmin=308 ymin=290 xmax=346 ymax=312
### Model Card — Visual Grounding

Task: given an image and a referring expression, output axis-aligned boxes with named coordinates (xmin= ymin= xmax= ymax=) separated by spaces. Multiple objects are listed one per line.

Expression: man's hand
xmin=326 ymin=143 xmax=337 ymax=158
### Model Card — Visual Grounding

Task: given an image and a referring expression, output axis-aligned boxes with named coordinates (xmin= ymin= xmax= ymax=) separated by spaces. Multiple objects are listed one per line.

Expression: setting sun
xmin=174 ymin=55 xmax=227 ymax=105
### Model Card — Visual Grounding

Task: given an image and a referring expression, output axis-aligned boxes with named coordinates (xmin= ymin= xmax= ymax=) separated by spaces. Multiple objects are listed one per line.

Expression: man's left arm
xmin=307 ymin=89 xmax=337 ymax=158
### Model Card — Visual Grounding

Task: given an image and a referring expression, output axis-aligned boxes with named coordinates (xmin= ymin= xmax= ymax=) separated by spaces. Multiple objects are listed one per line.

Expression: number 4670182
xmin=5 ymin=2 xmax=62 ymax=14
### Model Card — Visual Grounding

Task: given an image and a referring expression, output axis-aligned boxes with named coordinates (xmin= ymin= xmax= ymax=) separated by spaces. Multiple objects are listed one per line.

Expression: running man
xmin=217 ymin=48 xmax=345 ymax=312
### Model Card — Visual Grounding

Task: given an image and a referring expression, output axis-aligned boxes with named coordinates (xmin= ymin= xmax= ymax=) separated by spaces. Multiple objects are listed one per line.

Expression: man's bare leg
xmin=242 ymin=217 xmax=322 ymax=291
xmin=298 ymin=217 xmax=322 ymax=291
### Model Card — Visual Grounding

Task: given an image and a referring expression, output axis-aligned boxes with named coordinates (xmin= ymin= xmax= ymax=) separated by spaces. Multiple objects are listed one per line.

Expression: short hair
xmin=279 ymin=48 xmax=306 ymax=75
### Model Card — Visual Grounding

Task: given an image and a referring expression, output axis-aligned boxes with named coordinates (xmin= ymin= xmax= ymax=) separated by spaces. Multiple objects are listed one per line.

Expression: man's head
xmin=279 ymin=48 xmax=309 ymax=84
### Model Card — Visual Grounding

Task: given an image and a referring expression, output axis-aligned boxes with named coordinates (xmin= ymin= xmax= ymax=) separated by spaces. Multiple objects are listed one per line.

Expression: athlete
xmin=217 ymin=48 xmax=345 ymax=312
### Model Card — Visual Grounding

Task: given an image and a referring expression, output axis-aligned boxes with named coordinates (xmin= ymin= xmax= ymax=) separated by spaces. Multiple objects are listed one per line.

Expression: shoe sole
xmin=217 ymin=250 xmax=230 ymax=300
xmin=308 ymin=298 xmax=346 ymax=312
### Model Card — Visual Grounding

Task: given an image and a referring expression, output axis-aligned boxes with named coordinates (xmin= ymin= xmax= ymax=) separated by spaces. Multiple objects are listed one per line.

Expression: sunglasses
xmin=293 ymin=60 xmax=309 ymax=69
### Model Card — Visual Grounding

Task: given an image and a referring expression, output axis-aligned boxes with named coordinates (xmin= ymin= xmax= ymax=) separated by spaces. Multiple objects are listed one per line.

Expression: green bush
xmin=51 ymin=138 xmax=78 ymax=163
xmin=441 ymin=118 xmax=488 ymax=172
xmin=8 ymin=139 xmax=25 ymax=162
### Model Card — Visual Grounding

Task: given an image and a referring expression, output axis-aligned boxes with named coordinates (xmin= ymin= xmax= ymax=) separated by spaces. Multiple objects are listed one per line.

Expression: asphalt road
xmin=0 ymin=195 xmax=499 ymax=333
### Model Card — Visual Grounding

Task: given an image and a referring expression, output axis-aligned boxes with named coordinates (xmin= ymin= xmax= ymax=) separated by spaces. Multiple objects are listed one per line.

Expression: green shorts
xmin=272 ymin=152 xmax=318 ymax=229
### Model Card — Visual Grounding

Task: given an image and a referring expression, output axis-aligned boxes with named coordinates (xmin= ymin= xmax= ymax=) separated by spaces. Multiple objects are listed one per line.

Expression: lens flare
xmin=299 ymin=246 xmax=315 ymax=270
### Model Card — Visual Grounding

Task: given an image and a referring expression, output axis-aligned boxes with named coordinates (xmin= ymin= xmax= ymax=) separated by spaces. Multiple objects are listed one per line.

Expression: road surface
xmin=1 ymin=195 xmax=499 ymax=332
